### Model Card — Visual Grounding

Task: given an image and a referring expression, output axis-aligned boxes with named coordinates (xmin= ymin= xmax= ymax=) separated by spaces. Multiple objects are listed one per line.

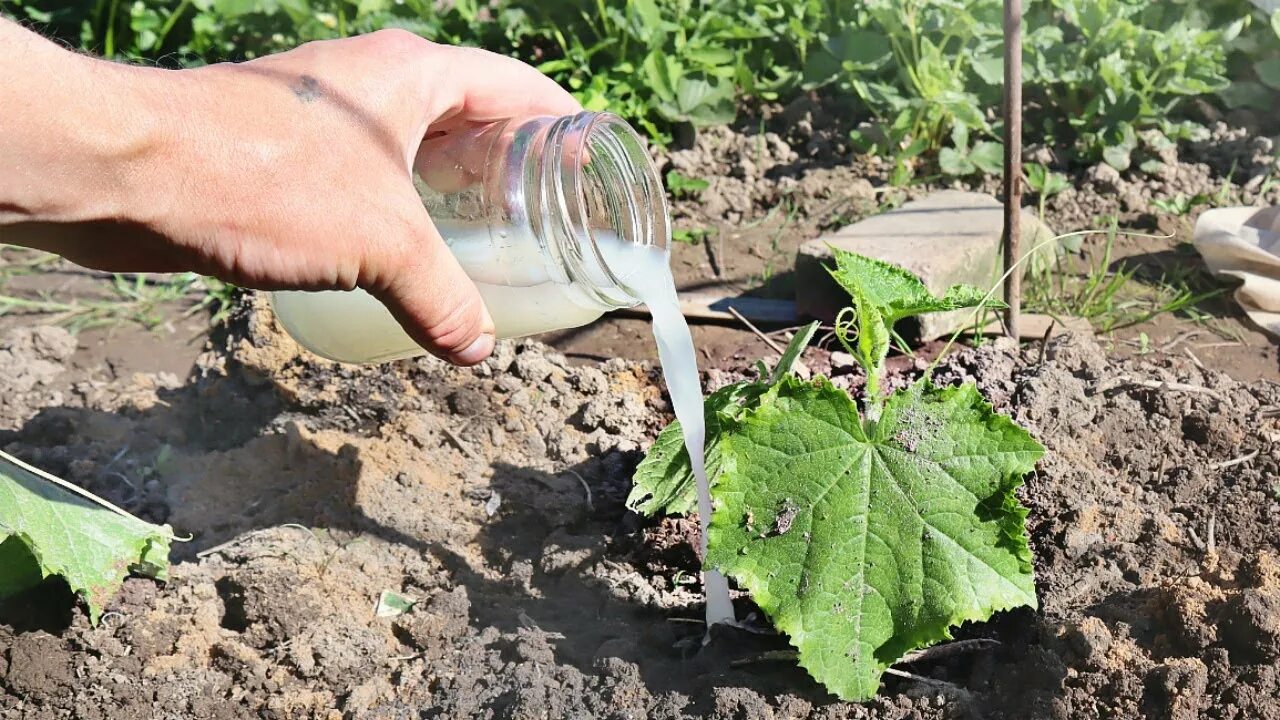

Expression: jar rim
xmin=559 ymin=111 xmax=670 ymax=308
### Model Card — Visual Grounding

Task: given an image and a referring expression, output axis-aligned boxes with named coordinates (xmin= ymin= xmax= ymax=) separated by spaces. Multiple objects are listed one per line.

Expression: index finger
xmin=428 ymin=45 xmax=582 ymax=131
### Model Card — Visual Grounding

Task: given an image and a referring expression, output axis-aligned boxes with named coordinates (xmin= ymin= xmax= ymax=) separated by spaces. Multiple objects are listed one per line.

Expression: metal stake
xmin=1002 ymin=0 xmax=1023 ymax=339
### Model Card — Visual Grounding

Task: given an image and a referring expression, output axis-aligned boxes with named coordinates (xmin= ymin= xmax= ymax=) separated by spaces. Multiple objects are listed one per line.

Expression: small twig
xmin=195 ymin=524 xmax=317 ymax=559
xmin=1036 ymin=320 xmax=1054 ymax=365
xmin=1188 ymin=526 xmax=1205 ymax=552
xmin=1161 ymin=330 xmax=1204 ymax=353
xmin=729 ymin=649 xmax=797 ymax=668
xmin=442 ymin=427 xmax=476 ymax=459
xmin=104 ymin=446 xmax=131 ymax=470
xmin=884 ymin=667 xmax=964 ymax=693
xmin=1183 ymin=347 xmax=1206 ymax=371
xmin=564 ymin=469 xmax=592 ymax=509
xmin=1207 ymin=512 xmax=1217 ymax=556
xmin=900 ymin=639 xmax=1001 ymax=665
xmin=728 ymin=306 xmax=785 ymax=356
xmin=704 ymin=228 xmax=723 ymax=278
xmin=1209 ymin=449 xmax=1259 ymax=471
xmin=1095 ymin=376 xmax=1224 ymax=401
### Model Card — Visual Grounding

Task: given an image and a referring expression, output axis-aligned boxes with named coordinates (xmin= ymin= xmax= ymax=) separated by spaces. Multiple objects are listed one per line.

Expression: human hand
xmin=0 ymin=26 xmax=581 ymax=365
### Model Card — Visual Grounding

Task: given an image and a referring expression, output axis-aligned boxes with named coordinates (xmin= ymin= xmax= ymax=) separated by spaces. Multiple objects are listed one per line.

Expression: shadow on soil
xmin=0 ymin=335 xmax=1077 ymax=715
xmin=0 ymin=369 xmax=848 ymax=712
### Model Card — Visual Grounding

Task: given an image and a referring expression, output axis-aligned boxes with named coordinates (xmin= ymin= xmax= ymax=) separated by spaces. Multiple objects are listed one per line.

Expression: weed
xmin=1025 ymin=220 xmax=1226 ymax=333
xmin=672 ymin=226 xmax=714 ymax=245
xmin=1152 ymin=193 xmax=1212 ymax=217
xmin=666 ymin=170 xmax=709 ymax=199
xmin=0 ymin=249 xmax=237 ymax=331
xmin=1024 ymin=163 xmax=1071 ymax=224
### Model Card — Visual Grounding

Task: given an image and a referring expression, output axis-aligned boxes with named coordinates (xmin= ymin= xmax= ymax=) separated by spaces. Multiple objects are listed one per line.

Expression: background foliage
xmin=3 ymin=0 xmax=1278 ymax=174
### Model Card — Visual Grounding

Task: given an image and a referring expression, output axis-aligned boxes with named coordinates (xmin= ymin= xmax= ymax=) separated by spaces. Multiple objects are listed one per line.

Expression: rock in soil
xmin=1 ymin=298 xmax=1278 ymax=719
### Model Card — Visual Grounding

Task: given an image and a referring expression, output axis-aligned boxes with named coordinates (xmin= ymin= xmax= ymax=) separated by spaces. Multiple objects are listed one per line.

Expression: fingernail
xmin=452 ymin=332 xmax=495 ymax=366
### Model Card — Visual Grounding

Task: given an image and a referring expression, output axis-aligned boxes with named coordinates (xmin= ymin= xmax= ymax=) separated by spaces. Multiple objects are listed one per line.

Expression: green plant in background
xmin=1025 ymin=220 xmax=1226 ymax=333
xmin=631 ymin=251 xmax=1041 ymax=701
xmin=1151 ymin=192 xmax=1213 ymax=217
xmin=806 ymin=0 xmax=1002 ymax=176
xmin=1215 ymin=3 xmax=1280 ymax=112
xmin=1024 ymin=163 xmax=1070 ymax=223
xmin=666 ymin=170 xmax=710 ymax=199
xmin=4 ymin=0 xmax=1268 ymax=165
xmin=672 ymin=226 xmax=715 ymax=245
xmin=1024 ymin=0 xmax=1240 ymax=170
xmin=938 ymin=124 xmax=1004 ymax=178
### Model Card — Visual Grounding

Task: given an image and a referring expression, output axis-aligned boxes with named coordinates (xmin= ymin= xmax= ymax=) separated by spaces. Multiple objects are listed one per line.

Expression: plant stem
xmin=154 ymin=0 xmax=193 ymax=50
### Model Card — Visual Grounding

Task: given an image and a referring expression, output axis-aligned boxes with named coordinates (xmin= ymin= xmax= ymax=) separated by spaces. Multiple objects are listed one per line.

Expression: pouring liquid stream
xmin=618 ymin=243 xmax=738 ymax=632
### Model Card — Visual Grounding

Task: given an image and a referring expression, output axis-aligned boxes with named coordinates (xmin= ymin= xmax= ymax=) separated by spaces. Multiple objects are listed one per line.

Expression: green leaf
xmin=937 ymin=147 xmax=974 ymax=177
xmin=0 ymin=450 xmax=173 ymax=623
xmin=969 ymin=141 xmax=1005 ymax=176
xmin=1256 ymin=58 xmax=1280 ymax=91
xmin=771 ymin=322 xmax=819 ymax=384
xmin=827 ymin=248 xmax=1003 ymax=325
xmin=374 ymin=589 xmax=417 ymax=618
xmin=971 ymin=55 xmax=1004 ymax=85
xmin=631 ymin=322 xmax=820 ymax=517
xmin=1272 ymin=10 xmax=1280 ymax=40
xmin=707 ymin=377 xmax=1042 ymax=701
xmin=1101 ymin=143 xmax=1132 ymax=171
xmin=628 ymin=381 xmax=766 ymax=517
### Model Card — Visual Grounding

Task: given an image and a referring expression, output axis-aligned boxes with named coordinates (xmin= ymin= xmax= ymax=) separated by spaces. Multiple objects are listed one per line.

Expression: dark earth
xmin=1 ymin=104 xmax=1278 ymax=718
xmin=0 ymin=294 xmax=1277 ymax=719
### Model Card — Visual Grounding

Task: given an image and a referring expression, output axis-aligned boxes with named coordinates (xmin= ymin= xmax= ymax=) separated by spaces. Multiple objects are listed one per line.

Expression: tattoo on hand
xmin=291 ymin=75 xmax=322 ymax=103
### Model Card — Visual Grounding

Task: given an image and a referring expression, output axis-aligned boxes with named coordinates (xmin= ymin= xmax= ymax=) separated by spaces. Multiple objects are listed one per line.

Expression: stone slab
xmin=795 ymin=190 xmax=1056 ymax=341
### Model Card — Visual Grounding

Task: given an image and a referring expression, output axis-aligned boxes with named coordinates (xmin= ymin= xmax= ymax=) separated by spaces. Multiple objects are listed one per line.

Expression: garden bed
xmin=1 ymin=295 xmax=1276 ymax=718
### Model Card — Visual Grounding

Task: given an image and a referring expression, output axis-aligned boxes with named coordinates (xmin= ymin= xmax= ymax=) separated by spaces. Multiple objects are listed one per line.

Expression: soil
xmin=2 ymin=291 xmax=1278 ymax=719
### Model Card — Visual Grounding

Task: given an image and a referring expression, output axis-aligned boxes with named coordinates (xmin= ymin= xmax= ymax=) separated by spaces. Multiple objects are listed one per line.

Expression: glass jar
xmin=270 ymin=111 xmax=669 ymax=364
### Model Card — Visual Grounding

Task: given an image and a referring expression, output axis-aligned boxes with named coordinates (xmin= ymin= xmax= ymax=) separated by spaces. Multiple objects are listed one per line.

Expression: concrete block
xmin=795 ymin=190 xmax=1055 ymax=341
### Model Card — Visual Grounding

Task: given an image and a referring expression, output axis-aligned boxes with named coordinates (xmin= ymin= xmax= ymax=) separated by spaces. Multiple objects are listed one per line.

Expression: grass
xmin=1025 ymin=220 xmax=1228 ymax=335
xmin=0 ymin=247 xmax=237 ymax=332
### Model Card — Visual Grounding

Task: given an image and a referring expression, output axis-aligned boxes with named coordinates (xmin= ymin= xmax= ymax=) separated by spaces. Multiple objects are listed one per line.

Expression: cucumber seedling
xmin=630 ymin=249 xmax=1043 ymax=700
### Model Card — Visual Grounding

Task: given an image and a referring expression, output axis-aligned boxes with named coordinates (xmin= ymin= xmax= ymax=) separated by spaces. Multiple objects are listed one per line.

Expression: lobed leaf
xmin=707 ymin=377 xmax=1042 ymax=701
xmin=0 ymin=451 xmax=173 ymax=623
xmin=827 ymin=248 xmax=1003 ymax=325
xmin=630 ymin=322 xmax=819 ymax=517
xmin=627 ymin=380 xmax=766 ymax=517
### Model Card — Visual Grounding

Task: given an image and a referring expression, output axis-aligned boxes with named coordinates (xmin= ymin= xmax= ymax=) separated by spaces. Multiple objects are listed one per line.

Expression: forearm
xmin=0 ymin=19 xmax=170 ymax=253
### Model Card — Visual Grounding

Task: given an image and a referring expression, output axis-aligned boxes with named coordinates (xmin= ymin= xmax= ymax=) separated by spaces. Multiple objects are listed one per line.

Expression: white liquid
xmin=272 ymin=224 xmax=736 ymax=628
xmin=624 ymin=247 xmax=738 ymax=631
xmin=273 ymin=221 xmax=612 ymax=363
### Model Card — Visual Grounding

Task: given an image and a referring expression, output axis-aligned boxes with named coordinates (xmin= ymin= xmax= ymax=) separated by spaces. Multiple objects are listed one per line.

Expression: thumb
xmin=371 ymin=209 xmax=496 ymax=366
